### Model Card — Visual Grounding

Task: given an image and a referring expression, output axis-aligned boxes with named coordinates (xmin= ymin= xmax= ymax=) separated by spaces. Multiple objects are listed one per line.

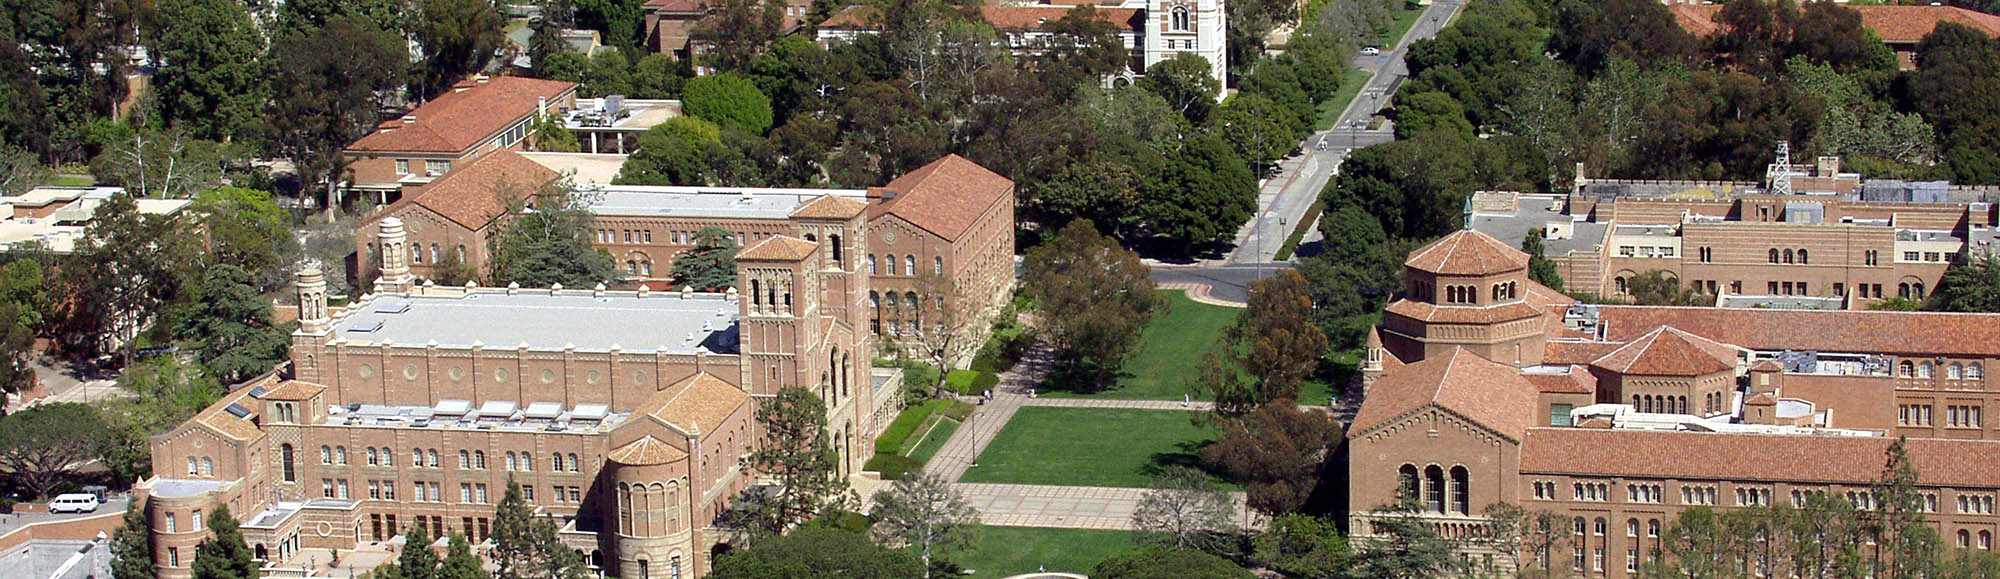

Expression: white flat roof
xmin=583 ymin=185 xmax=865 ymax=221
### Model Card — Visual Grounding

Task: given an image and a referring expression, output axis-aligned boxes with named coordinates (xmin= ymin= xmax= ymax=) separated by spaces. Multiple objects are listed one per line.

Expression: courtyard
xmin=956 ymin=406 xmax=1230 ymax=488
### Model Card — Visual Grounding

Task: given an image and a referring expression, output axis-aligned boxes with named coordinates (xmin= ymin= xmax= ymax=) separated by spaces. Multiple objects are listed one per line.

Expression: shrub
xmin=944 ymin=370 xmax=980 ymax=394
xmin=875 ymin=399 xmax=946 ymax=454
xmin=866 ymin=453 xmax=921 ymax=480
xmin=973 ymin=371 xmax=999 ymax=393
xmin=805 ymin=509 xmax=874 ymax=534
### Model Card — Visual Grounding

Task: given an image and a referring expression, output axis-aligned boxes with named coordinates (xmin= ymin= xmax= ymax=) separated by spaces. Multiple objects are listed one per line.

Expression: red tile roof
xmin=1524 ymin=366 xmax=1597 ymax=395
xmin=1384 ymin=299 xmax=1544 ymax=325
xmin=1522 ymin=428 xmax=2000 ymax=488
xmin=1669 ymin=3 xmax=2000 ymax=43
xmin=636 ymin=372 xmax=748 ymax=435
xmin=1582 ymin=305 xmax=2000 ymax=358
xmin=821 ymin=4 xmax=1142 ymax=31
xmin=367 ymin=150 xmax=562 ymax=230
xmin=1545 ymin=340 xmax=1623 ymax=366
xmin=737 ymin=236 xmax=818 ymax=261
xmin=870 ymin=155 xmax=1014 ymax=242
xmin=1350 ymin=348 xmax=1540 ymax=442
xmin=790 ymin=194 xmax=868 ymax=220
xmin=348 ymin=76 xmax=576 ymax=154
xmin=1588 ymin=326 xmax=1740 ymax=377
xmin=607 ymin=435 xmax=688 ymax=465
xmin=1404 ymin=230 xmax=1530 ymax=276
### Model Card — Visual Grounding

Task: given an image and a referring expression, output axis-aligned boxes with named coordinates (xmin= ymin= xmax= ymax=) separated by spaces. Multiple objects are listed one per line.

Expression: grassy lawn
xmin=907 ymin=416 xmax=960 ymax=465
xmin=1045 ymin=290 xmax=1236 ymax=400
xmin=960 ymin=407 xmax=1230 ymax=488
xmin=942 ymin=527 xmax=1145 ymax=576
xmin=46 ymin=175 xmax=93 ymax=187
xmin=1315 ymin=68 xmax=1376 ymax=129
xmin=1378 ymin=3 xmax=1427 ymax=48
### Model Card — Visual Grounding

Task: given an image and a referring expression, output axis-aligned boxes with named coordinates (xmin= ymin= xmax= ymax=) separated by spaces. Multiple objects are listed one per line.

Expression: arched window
xmin=280 ymin=444 xmax=296 ymax=482
xmin=188 ymin=456 xmax=199 ymax=475
xmin=321 ymin=446 xmax=332 ymax=464
xmin=203 ymin=457 xmax=213 ymax=476
xmin=456 ymin=245 xmax=466 ymax=263
xmin=430 ymin=243 xmax=440 ymax=264
xmin=1398 ymin=464 xmax=1419 ymax=505
xmin=1972 ymin=363 xmax=1985 ymax=380
xmin=888 ymin=255 xmax=899 ymax=275
xmin=1982 ymin=530 xmax=1993 ymax=550
xmin=336 ymin=446 xmax=347 ymax=465
xmin=1449 ymin=466 xmax=1470 ymax=515
xmin=367 ymin=448 xmax=378 ymax=466
xmin=1952 ymin=363 xmax=1964 ymax=380
xmin=905 ymin=291 xmax=920 ymax=309
xmin=506 ymin=452 xmax=517 ymax=471
xmin=520 ymin=452 xmax=532 ymax=471
xmin=641 ymin=260 xmax=652 ymax=276
xmin=618 ymin=483 xmax=633 ymax=534
xmin=1648 ymin=519 xmax=1661 ymax=537
xmin=552 ymin=453 xmax=565 ymax=471
xmin=868 ymin=291 xmax=880 ymax=307
xmin=1798 ymin=248 xmax=1808 ymax=264
xmin=1784 ymin=248 xmax=1794 ymax=264
xmin=934 ymin=256 xmax=943 ymax=274
xmin=1170 ymin=5 xmax=1190 ymax=31
xmin=1902 ymin=360 xmax=1916 ymax=377
xmin=1424 ymin=465 xmax=1446 ymax=513
xmin=1900 ymin=283 xmax=1912 ymax=298
xmin=1769 ymin=248 xmax=1780 ymax=264
xmin=1573 ymin=517 xmax=1587 ymax=536
xmin=1960 ymin=530 xmax=1972 ymax=549
xmin=1627 ymin=519 xmax=1640 ymax=537
xmin=868 ymin=254 xmax=878 ymax=274
xmin=568 ymin=453 xmax=580 ymax=471
xmin=1616 ymin=277 xmax=1629 ymax=295
xmin=475 ymin=451 xmax=487 ymax=469
xmin=1920 ymin=362 xmax=1935 ymax=378
xmin=905 ymin=255 xmax=916 ymax=276
xmin=413 ymin=448 xmax=424 ymax=467
xmin=412 ymin=244 xmax=423 ymax=264
xmin=427 ymin=449 xmax=439 ymax=467
xmin=1916 ymin=283 xmax=1927 ymax=298
xmin=460 ymin=450 xmax=471 ymax=469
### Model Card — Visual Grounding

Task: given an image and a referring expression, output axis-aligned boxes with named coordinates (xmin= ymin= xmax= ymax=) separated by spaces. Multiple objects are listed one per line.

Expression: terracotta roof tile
xmin=348 ymin=76 xmax=575 ymax=153
xmin=1524 ymin=366 xmax=1597 ymax=395
xmin=1581 ymin=305 xmax=2000 ymax=358
xmin=790 ymin=194 xmax=868 ymax=220
xmin=867 ymin=155 xmax=1013 ymax=242
xmin=1350 ymin=348 xmax=1540 ymax=442
xmin=607 ymin=435 xmax=689 ymax=465
xmin=259 ymin=380 xmax=327 ymax=401
xmin=1751 ymin=359 xmax=1784 ymax=372
xmin=384 ymin=150 xmax=561 ymax=230
xmin=635 ymin=372 xmax=748 ymax=436
xmin=1404 ymin=230 xmax=1531 ymax=276
xmin=1589 ymin=326 xmax=1740 ymax=377
xmin=1384 ymin=299 xmax=1544 ymax=325
xmin=821 ymin=4 xmax=1142 ymax=31
xmin=737 ymin=235 xmax=817 ymax=261
xmin=1545 ymin=340 xmax=1624 ymax=366
xmin=1523 ymin=428 xmax=2000 ymax=488
xmin=1670 ymin=3 xmax=2000 ymax=43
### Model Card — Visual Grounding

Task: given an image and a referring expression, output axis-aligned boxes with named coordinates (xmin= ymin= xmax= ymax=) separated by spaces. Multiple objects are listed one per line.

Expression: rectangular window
xmin=1619 ymin=246 xmax=1635 ymax=257
xmin=477 ymin=484 xmax=489 ymax=504
xmin=1661 ymin=246 xmax=1675 ymax=257
xmin=1797 ymin=281 xmax=1808 ymax=295
xmin=523 ymin=485 xmax=535 ymax=503
xmin=1835 ymin=283 xmax=1845 ymax=296
xmin=395 ymin=159 xmax=409 ymax=175
xmin=1769 ymin=281 xmax=1780 ymax=294
xmin=338 ymin=479 xmax=349 ymax=499
xmin=569 ymin=487 xmax=581 ymax=502
xmin=193 ymin=510 xmax=202 ymax=529
xmin=426 ymin=160 xmax=450 ymax=176
xmin=1927 ymin=252 xmax=1941 ymax=262
xmin=1550 ymin=404 xmax=1573 ymax=427
xmin=1906 ymin=251 xmax=1921 ymax=261
xmin=169 ymin=547 xmax=179 ymax=567
xmin=167 ymin=513 xmax=177 ymax=533
xmin=461 ymin=483 xmax=472 ymax=503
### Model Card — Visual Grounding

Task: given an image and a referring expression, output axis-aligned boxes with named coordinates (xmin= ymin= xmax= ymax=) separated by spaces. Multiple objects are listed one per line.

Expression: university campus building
xmin=132 ymin=158 xmax=1015 ymax=578
xmin=1468 ymin=160 xmax=2000 ymax=307
xmin=350 ymin=153 xmax=1017 ymax=344
xmin=815 ymin=0 xmax=1229 ymax=90
xmin=340 ymin=76 xmax=579 ymax=202
xmin=1349 ymin=229 xmax=2000 ymax=576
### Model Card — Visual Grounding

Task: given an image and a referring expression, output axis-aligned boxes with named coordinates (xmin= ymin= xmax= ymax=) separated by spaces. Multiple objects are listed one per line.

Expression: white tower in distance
xmin=1140 ymin=0 xmax=1228 ymax=93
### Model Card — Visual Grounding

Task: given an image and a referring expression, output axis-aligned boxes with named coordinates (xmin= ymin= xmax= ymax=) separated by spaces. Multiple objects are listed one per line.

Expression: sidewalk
xmin=958 ymin=483 xmax=1251 ymax=531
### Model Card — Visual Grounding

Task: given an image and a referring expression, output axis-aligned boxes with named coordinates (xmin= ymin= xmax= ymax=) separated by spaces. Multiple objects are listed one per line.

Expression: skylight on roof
xmin=349 ymin=320 xmax=384 ymax=333
xmin=373 ymin=298 xmax=411 ymax=314
xmin=224 ymin=404 xmax=252 ymax=418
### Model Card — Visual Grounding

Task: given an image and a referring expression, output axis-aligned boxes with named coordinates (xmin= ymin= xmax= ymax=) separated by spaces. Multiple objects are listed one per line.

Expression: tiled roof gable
xmin=1589 ymin=326 xmax=1740 ymax=377
xmin=348 ymin=76 xmax=575 ymax=153
xmin=1404 ymin=230 xmax=1531 ymax=276
xmin=1350 ymin=348 xmax=1539 ymax=441
xmin=869 ymin=155 xmax=1013 ymax=242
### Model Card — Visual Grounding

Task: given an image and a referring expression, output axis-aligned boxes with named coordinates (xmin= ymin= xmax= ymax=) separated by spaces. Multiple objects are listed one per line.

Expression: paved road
xmin=0 ymin=496 xmax=131 ymax=538
xmin=1150 ymin=264 xmax=1290 ymax=304
xmin=1223 ymin=0 xmax=1466 ymax=267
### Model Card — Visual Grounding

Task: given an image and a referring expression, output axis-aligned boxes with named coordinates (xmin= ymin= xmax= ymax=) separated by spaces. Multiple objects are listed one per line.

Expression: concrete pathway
xmin=959 ymin=483 xmax=1254 ymax=531
xmin=1155 ymin=282 xmax=1248 ymax=308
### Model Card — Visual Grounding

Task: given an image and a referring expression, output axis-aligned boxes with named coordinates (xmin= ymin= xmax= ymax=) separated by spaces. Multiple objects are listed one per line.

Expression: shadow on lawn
xmin=1140 ymin=440 xmax=1232 ymax=483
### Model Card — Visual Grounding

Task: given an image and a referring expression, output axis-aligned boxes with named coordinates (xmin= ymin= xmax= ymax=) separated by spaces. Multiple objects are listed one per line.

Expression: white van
xmin=49 ymin=494 xmax=100 ymax=514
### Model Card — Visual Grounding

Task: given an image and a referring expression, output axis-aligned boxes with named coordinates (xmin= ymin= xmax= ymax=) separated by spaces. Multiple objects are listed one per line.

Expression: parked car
xmin=49 ymin=494 xmax=100 ymax=514
xmin=1360 ymin=46 xmax=1382 ymax=55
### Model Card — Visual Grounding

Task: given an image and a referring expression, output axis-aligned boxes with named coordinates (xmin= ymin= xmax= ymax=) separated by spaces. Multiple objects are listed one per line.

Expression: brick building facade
xmin=1351 ymin=229 xmax=2000 ymax=575
xmin=135 ymin=188 xmax=909 ymax=577
xmin=341 ymin=76 xmax=578 ymax=202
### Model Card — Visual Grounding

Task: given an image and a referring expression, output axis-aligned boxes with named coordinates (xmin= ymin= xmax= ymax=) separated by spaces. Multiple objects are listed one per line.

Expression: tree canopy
xmin=709 ymin=525 xmax=924 ymax=578
xmin=1022 ymin=220 xmax=1162 ymax=392
xmin=670 ymin=226 xmax=739 ymax=291
xmin=683 ymin=73 xmax=776 ymax=135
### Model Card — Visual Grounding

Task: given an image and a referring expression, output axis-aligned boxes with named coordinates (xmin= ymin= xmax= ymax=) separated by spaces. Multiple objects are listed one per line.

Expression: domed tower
xmin=1379 ymin=230 xmax=1549 ymax=367
xmin=374 ymin=217 xmax=414 ymax=294
xmin=605 ymin=435 xmax=694 ymax=579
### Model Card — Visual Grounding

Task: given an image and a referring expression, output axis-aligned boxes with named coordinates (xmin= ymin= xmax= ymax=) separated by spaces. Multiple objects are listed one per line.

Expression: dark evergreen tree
xmin=189 ymin=505 xmax=257 ymax=579
xmin=110 ymin=500 xmax=155 ymax=579
xmin=669 ymin=226 xmax=739 ymax=291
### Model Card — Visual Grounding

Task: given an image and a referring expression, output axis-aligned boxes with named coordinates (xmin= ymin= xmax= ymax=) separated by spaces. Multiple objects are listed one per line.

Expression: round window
xmin=541 ymin=369 xmax=557 ymax=384
xmin=447 ymin=366 xmax=465 ymax=381
xmin=357 ymin=364 xmax=374 ymax=378
xmin=632 ymin=370 xmax=648 ymax=385
xmin=586 ymin=370 xmax=601 ymax=385
xmin=495 ymin=367 xmax=511 ymax=382
xmin=403 ymin=364 xmax=420 ymax=380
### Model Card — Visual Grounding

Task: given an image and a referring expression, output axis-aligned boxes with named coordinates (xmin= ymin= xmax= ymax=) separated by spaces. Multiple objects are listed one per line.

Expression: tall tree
xmin=1351 ymin=506 xmax=1467 ymax=578
xmin=1250 ymin=514 xmax=1352 ymax=578
xmin=411 ymin=0 xmax=506 ymax=100
xmin=616 ymin=117 xmax=724 ymax=185
xmin=682 ymin=74 xmax=776 ymax=135
xmin=1201 ymin=403 xmax=1338 ymax=516
xmin=267 ymin=14 xmax=407 ymax=222
xmin=1913 ymin=22 xmax=2000 ymax=184
xmin=88 ymin=128 xmax=229 ymax=199
xmin=189 ymin=187 xmax=301 ymax=291
xmin=0 ymin=301 xmax=36 ymax=412
xmin=869 ymin=472 xmax=980 ymax=578
xmin=1522 ymin=228 xmax=1565 ymax=292
xmin=440 ymin=534 xmax=490 ymax=579
xmin=1132 ymin=466 xmax=1238 ymax=552
xmin=153 ymin=0 xmax=266 ymax=142
xmin=708 ymin=526 xmax=924 ymax=578
xmin=0 ymin=145 xmax=49 ymax=196
xmin=488 ymin=185 xmax=622 ymax=288
xmin=491 ymin=479 xmax=589 ymax=579
xmin=732 ymin=387 xmax=848 ymax=536
xmin=1140 ymin=134 xmax=1257 ymax=253
xmin=1021 ymin=220 xmax=1162 ymax=392
xmin=1872 ymin=437 xmax=1940 ymax=578
xmin=692 ymin=0 xmax=784 ymax=73
xmin=669 ymin=226 xmax=739 ymax=291
xmin=0 ymin=404 xmax=108 ymax=497
xmin=1223 ymin=270 xmax=1327 ymax=406
xmin=110 ymin=498 xmax=156 ymax=579
xmin=1141 ymin=53 xmax=1222 ymax=125
xmin=56 ymin=194 xmax=202 ymax=361
xmin=190 ymin=505 xmax=258 ymax=579
xmin=375 ymin=524 xmax=441 ymax=579
xmin=1934 ymin=255 xmax=2000 ymax=312
xmin=909 ymin=273 xmax=977 ymax=397
xmin=174 ymin=265 xmax=291 ymax=385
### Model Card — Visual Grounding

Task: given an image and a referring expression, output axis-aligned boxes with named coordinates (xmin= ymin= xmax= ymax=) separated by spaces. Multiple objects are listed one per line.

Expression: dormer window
xmin=1170 ymin=6 xmax=1191 ymax=31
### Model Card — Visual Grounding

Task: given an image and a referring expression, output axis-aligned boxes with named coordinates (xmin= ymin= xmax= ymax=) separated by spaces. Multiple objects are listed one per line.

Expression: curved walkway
xmin=1155 ymin=282 xmax=1247 ymax=308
